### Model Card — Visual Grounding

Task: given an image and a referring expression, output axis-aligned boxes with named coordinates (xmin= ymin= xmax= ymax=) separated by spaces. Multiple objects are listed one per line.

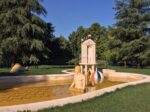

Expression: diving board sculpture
xmin=80 ymin=35 xmax=104 ymax=86
xmin=70 ymin=35 xmax=104 ymax=93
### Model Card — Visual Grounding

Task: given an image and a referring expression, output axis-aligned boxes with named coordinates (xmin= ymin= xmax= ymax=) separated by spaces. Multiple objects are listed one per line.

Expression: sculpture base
xmin=86 ymin=86 xmax=96 ymax=92
xmin=69 ymin=87 xmax=85 ymax=95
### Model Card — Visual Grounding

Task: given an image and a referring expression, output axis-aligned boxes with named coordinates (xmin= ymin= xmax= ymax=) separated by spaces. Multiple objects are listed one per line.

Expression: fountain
xmin=80 ymin=35 xmax=104 ymax=89
xmin=70 ymin=35 xmax=104 ymax=92
xmin=0 ymin=35 xmax=149 ymax=112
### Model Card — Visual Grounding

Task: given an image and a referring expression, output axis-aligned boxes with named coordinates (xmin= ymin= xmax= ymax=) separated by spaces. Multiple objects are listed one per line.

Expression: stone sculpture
xmin=10 ymin=63 xmax=28 ymax=74
xmin=69 ymin=66 xmax=85 ymax=92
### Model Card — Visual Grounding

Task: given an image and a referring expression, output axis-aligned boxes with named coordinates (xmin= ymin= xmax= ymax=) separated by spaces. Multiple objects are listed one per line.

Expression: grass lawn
xmin=106 ymin=66 xmax=150 ymax=75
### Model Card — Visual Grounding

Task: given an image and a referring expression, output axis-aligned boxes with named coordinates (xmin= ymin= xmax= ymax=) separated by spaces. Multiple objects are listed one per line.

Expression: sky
xmin=41 ymin=0 xmax=116 ymax=37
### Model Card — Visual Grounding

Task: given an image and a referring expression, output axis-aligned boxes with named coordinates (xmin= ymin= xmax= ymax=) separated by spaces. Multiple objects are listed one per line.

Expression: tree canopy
xmin=113 ymin=0 xmax=150 ymax=67
xmin=0 ymin=0 xmax=150 ymax=67
xmin=0 ymin=0 xmax=54 ymax=66
xmin=68 ymin=23 xmax=109 ymax=65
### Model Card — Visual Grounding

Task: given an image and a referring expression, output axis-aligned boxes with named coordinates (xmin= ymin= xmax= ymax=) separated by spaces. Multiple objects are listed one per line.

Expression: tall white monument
xmin=80 ymin=35 xmax=97 ymax=84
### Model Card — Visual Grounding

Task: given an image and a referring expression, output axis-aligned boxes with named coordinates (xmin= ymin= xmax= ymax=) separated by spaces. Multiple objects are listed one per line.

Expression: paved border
xmin=0 ymin=69 xmax=150 ymax=112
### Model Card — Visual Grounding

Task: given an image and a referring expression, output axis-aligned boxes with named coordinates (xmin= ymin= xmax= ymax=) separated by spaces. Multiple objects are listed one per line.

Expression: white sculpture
xmin=70 ymin=35 xmax=104 ymax=93
xmin=80 ymin=36 xmax=97 ymax=85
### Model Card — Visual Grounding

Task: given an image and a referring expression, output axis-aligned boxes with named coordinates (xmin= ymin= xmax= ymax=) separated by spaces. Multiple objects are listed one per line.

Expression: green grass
xmin=0 ymin=65 xmax=74 ymax=76
xmin=39 ymin=83 xmax=150 ymax=112
xmin=106 ymin=66 xmax=150 ymax=75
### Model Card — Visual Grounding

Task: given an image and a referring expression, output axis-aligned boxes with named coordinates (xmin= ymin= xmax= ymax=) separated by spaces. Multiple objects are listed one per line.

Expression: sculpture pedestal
xmin=80 ymin=63 xmax=97 ymax=86
xmin=69 ymin=87 xmax=85 ymax=95
xmin=86 ymin=86 xmax=96 ymax=92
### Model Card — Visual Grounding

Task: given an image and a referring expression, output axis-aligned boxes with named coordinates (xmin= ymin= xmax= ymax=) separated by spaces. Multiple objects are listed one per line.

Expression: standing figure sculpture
xmin=69 ymin=66 xmax=85 ymax=92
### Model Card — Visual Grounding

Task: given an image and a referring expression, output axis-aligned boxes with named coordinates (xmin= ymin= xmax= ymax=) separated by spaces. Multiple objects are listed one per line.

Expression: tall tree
xmin=86 ymin=23 xmax=108 ymax=62
xmin=49 ymin=36 xmax=73 ymax=64
xmin=37 ymin=22 xmax=55 ymax=65
xmin=102 ymin=26 xmax=121 ymax=66
xmin=68 ymin=23 xmax=108 ymax=65
xmin=69 ymin=26 xmax=86 ymax=64
xmin=0 ymin=0 xmax=54 ymax=66
xmin=113 ymin=0 xmax=150 ymax=67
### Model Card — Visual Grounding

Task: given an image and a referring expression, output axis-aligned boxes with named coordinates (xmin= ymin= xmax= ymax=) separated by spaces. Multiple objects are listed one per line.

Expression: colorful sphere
xmin=94 ymin=71 xmax=104 ymax=84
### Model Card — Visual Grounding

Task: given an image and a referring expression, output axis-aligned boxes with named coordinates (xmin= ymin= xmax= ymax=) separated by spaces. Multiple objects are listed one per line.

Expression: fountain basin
xmin=0 ymin=69 xmax=149 ymax=112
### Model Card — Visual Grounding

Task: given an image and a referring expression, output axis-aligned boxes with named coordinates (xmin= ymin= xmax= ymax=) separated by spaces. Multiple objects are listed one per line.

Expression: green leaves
xmin=29 ymin=55 xmax=39 ymax=64
xmin=22 ymin=23 xmax=44 ymax=36
xmin=0 ymin=0 xmax=54 ymax=66
xmin=69 ymin=23 xmax=108 ymax=65
xmin=113 ymin=0 xmax=150 ymax=66
xmin=69 ymin=26 xmax=86 ymax=58
xmin=1 ymin=37 xmax=19 ymax=53
xmin=30 ymin=39 xmax=44 ymax=51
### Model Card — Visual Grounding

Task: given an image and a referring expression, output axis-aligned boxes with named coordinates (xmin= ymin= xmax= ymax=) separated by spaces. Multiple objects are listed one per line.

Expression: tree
xmin=0 ymin=0 xmax=54 ymax=66
xmin=102 ymin=26 xmax=121 ymax=66
xmin=50 ymin=36 xmax=73 ymax=64
xmin=69 ymin=26 xmax=86 ymax=64
xmin=86 ymin=23 xmax=108 ymax=62
xmin=0 ymin=48 xmax=3 ymax=66
xmin=68 ymin=23 xmax=108 ymax=65
xmin=113 ymin=0 xmax=150 ymax=67
xmin=38 ymin=22 xmax=55 ymax=65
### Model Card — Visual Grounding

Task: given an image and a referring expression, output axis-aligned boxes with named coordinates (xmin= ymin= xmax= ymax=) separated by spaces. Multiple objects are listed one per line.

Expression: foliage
xmin=69 ymin=23 xmax=108 ymax=65
xmin=86 ymin=23 xmax=108 ymax=61
xmin=69 ymin=26 xmax=86 ymax=64
xmin=113 ymin=0 xmax=150 ymax=67
xmin=0 ymin=0 xmax=54 ymax=66
xmin=0 ymin=0 xmax=150 ymax=67
xmin=49 ymin=36 xmax=73 ymax=65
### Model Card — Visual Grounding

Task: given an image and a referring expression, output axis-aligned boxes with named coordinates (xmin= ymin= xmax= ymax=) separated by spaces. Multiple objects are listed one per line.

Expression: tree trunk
xmin=137 ymin=63 xmax=140 ymax=68
xmin=35 ymin=65 xmax=38 ymax=68
xmin=124 ymin=61 xmax=127 ymax=68
xmin=11 ymin=55 xmax=15 ymax=67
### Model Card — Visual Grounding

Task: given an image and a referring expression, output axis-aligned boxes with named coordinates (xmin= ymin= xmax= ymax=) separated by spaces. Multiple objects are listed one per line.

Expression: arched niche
xmin=80 ymin=38 xmax=97 ymax=77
